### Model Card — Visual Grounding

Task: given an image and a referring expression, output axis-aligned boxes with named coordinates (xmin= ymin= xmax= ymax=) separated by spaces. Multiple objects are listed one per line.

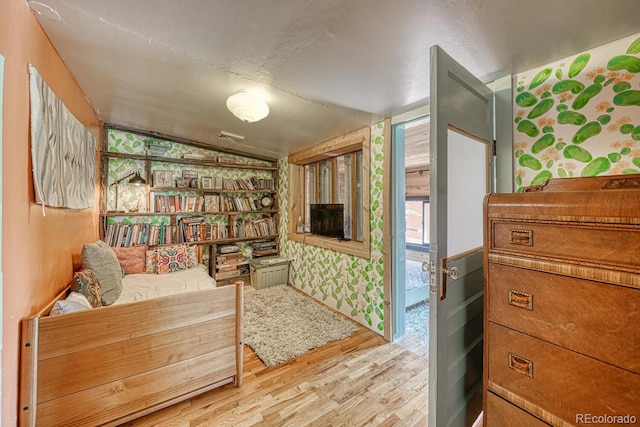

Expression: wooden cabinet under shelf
xmin=483 ymin=175 xmax=640 ymax=426
xmin=100 ymin=127 xmax=281 ymax=283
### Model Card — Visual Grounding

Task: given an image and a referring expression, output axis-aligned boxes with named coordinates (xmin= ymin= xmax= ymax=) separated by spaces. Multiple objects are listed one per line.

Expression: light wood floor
xmin=121 ymin=326 xmax=429 ymax=426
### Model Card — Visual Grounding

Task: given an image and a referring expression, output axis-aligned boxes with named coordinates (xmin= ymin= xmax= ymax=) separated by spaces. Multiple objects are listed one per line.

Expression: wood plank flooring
xmin=120 ymin=326 xmax=429 ymax=426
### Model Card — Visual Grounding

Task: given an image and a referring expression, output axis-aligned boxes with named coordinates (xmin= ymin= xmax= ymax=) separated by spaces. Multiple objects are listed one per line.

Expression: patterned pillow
xmin=156 ymin=244 xmax=189 ymax=274
xmin=186 ymin=244 xmax=198 ymax=267
xmin=68 ymin=269 xmax=102 ymax=308
xmin=146 ymin=249 xmax=158 ymax=274
xmin=81 ymin=240 xmax=123 ymax=306
xmin=112 ymin=245 xmax=147 ymax=274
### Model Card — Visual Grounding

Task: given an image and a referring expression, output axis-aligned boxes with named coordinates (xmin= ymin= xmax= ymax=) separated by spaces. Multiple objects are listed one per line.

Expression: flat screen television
xmin=310 ymin=204 xmax=344 ymax=238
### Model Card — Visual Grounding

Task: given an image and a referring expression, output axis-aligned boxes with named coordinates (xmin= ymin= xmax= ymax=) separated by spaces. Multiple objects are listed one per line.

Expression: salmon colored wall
xmin=0 ymin=0 xmax=102 ymax=424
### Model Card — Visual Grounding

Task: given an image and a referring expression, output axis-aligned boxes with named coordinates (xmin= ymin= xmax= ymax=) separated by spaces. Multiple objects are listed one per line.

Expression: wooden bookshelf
xmin=100 ymin=127 xmax=281 ymax=281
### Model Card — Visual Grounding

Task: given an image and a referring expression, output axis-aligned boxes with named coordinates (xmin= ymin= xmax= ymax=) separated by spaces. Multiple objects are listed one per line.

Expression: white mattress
xmin=113 ymin=265 xmax=217 ymax=305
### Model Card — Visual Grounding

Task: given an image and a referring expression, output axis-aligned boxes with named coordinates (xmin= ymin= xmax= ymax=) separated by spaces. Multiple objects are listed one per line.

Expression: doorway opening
xmin=392 ymin=113 xmax=430 ymax=360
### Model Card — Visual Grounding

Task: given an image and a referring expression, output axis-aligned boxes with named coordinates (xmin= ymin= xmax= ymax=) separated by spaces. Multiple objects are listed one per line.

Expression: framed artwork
xmin=175 ymin=177 xmax=188 ymax=188
xmin=153 ymin=170 xmax=173 ymax=187
xmin=182 ymin=169 xmax=198 ymax=188
xmin=201 ymin=176 xmax=213 ymax=189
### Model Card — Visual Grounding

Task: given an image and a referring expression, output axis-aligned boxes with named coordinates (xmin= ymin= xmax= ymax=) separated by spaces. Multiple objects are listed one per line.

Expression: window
xmin=304 ymin=152 xmax=363 ymax=240
xmin=405 ymin=197 xmax=429 ymax=250
xmin=288 ymin=127 xmax=371 ymax=258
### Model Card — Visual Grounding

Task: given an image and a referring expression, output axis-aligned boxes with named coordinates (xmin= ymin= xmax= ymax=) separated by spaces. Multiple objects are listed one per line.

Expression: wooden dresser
xmin=483 ymin=175 xmax=640 ymax=426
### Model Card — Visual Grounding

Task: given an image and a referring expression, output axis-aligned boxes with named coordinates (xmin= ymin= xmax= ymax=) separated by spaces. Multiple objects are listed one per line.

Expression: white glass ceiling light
xmin=226 ymin=92 xmax=269 ymax=123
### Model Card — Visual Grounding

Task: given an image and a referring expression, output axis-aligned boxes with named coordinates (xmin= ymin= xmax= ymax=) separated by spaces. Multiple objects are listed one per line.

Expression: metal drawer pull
xmin=509 ymin=353 xmax=533 ymax=378
xmin=509 ymin=229 xmax=533 ymax=246
xmin=509 ymin=290 xmax=533 ymax=311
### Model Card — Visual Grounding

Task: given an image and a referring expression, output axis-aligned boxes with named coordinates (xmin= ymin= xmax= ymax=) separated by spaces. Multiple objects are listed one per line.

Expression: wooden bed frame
xmin=19 ymin=281 xmax=244 ymax=427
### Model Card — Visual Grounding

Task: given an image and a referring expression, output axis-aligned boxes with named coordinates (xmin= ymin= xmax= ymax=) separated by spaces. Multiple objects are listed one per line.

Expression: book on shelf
xmin=252 ymin=248 xmax=278 ymax=257
xmin=204 ymin=195 xmax=220 ymax=213
xmin=218 ymin=244 xmax=240 ymax=254
xmin=250 ymin=240 xmax=276 ymax=249
xmin=216 ymin=252 xmax=246 ymax=265
xmin=145 ymin=139 xmax=172 ymax=148
xmin=217 ymin=264 xmax=239 ymax=273
xmin=215 ymin=270 xmax=241 ymax=280
xmin=146 ymin=146 xmax=170 ymax=157
xmin=250 ymin=240 xmax=277 ymax=257
xmin=182 ymin=153 xmax=216 ymax=161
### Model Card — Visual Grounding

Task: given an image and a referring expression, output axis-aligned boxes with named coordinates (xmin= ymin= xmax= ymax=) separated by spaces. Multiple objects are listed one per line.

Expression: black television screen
xmin=310 ymin=204 xmax=344 ymax=238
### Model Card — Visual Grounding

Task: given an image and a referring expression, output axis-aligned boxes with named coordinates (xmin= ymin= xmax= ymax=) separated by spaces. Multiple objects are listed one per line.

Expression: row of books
xmin=104 ymin=222 xmax=230 ymax=247
xmin=105 ymin=216 xmax=277 ymax=247
xmin=152 ymin=195 xmax=204 ymax=213
xmin=221 ymin=177 xmax=275 ymax=191
xmin=105 ymin=223 xmax=180 ymax=247
xmin=151 ymin=194 xmax=268 ymax=213
xmin=233 ymin=217 xmax=277 ymax=238
xmin=178 ymin=216 xmax=276 ymax=240
xmin=218 ymin=195 xmax=260 ymax=212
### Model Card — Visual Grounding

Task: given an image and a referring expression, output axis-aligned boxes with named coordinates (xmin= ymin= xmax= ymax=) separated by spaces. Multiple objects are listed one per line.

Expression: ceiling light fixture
xmin=226 ymin=92 xmax=269 ymax=123
xmin=27 ymin=1 xmax=62 ymax=21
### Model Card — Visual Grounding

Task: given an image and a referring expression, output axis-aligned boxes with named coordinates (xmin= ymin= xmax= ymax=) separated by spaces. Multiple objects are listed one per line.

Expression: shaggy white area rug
xmin=244 ymin=285 xmax=358 ymax=367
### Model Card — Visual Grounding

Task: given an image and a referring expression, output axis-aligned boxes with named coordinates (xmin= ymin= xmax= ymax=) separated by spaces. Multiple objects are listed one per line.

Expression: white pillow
xmin=50 ymin=292 xmax=93 ymax=316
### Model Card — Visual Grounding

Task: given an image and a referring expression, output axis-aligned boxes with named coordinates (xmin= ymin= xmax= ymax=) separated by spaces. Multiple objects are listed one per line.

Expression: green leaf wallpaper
xmin=514 ymin=32 xmax=640 ymax=191
xmin=279 ymin=122 xmax=387 ymax=334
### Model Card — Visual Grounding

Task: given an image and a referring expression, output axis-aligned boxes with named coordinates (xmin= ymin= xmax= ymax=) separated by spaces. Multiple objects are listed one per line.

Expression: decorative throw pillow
xmin=112 ymin=245 xmax=147 ymax=275
xmin=50 ymin=292 xmax=93 ymax=316
xmin=68 ymin=269 xmax=102 ymax=308
xmin=156 ymin=244 xmax=189 ymax=274
xmin=81 ymin=240 xmax=123 ymax=305
xmin=186 ymin=244 xmax=198 ymax=267
xmin=146 ymin=249 xmax=158 ymax=274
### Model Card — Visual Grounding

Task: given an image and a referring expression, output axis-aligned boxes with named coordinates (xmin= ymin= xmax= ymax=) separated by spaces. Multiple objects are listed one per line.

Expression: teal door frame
xmin=390 ymin=123 xmax=406 ymax=339
xmin=390 ymin=107 xmax=429 ymax=341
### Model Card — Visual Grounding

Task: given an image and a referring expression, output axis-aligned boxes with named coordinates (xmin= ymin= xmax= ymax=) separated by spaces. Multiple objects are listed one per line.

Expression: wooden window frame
xmin=288 ymin=127 xmax=371 ymax=259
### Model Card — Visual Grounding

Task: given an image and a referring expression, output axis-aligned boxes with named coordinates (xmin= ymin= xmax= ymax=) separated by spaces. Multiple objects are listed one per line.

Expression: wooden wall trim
xmin=286 ymin=126 xmax=371 ymax=259
xmin=288 ymin=127 xmax=370 ymax=165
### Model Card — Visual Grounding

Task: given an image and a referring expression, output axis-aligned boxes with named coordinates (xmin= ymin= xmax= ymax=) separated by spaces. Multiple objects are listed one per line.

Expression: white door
xmin=428 ymin=45 xmax=494 ymax=426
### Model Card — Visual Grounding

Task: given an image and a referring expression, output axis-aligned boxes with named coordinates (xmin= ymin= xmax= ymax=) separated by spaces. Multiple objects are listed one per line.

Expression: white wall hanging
xmin=29 ymin=64 xmax=96 ymax=209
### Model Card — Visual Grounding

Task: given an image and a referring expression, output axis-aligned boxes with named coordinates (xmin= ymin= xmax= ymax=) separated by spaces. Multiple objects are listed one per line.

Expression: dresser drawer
xmin=489 ymin=220 xmax=640 ymax=270
xmin=487 ymin=323 xmax=640 ymax=424
xmin=487 ymin=263 xmax=640 ymax=373
xmin=486 ymin=392 xmax=549 ymax=426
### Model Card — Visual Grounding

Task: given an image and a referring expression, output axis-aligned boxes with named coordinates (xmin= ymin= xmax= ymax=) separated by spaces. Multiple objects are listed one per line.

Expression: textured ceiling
xmin=27 ymin=0 xmax=640 ymax=159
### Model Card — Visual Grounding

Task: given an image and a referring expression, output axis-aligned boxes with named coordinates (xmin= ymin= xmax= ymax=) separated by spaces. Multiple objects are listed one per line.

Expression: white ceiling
xmin=27 ymin=0 xmax=640 ymax=160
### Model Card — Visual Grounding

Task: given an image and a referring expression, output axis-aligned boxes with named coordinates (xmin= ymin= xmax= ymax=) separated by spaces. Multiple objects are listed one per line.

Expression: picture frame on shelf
xmin=201 ymin=176 xmax=213 ymax=189
xmin=175 ymin=177 xmax=188 ymax=188
xmin=153 ymin=170 xmax=173 ymax=187
xmin=182 ymin=169 xmax=198 ymax=188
